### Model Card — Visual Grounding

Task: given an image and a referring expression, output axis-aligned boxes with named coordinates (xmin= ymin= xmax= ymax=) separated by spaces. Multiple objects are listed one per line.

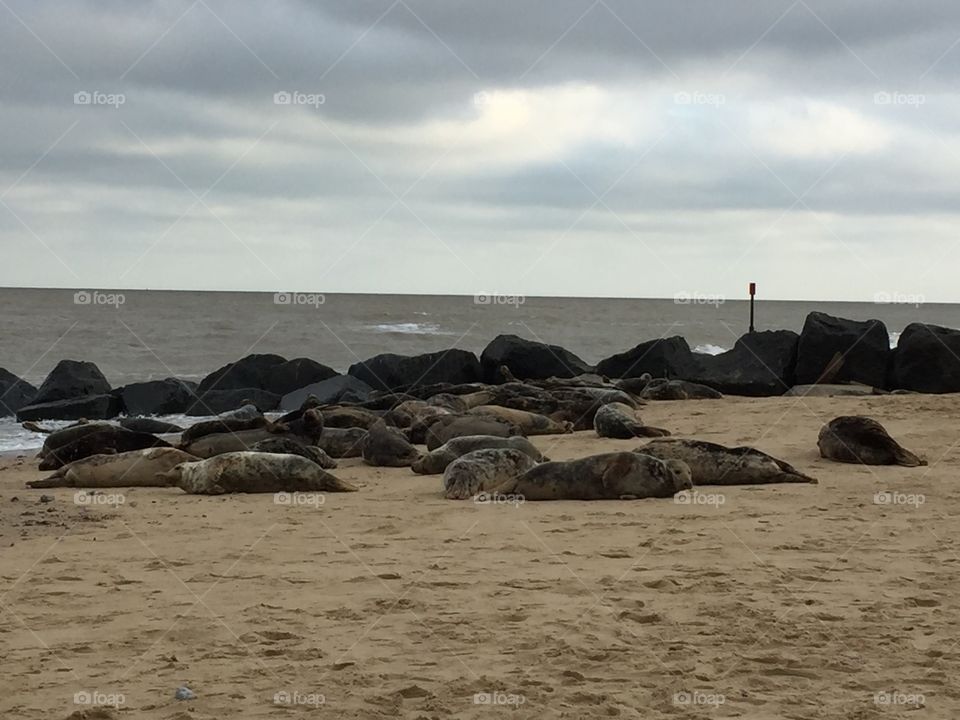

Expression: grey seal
xmin=817 ymin=416 xmax=924 ymax=467
xmin=493 ymin=452 xmax=692 ymax=501
xmin=443 ymin=448 xmax=538 ymax=499
xmin=638 ymin=439 xmax=817 ymax=484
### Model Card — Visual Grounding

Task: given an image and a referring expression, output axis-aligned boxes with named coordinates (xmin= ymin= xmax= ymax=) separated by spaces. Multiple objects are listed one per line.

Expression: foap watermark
xmin=673 ymin=690 xmax=725 ymax=708
xmin=474 ymin=491 xmax=525 ymax=507
xmin=874 ymin=91 xmax=925 ymax=107
xmin=873 ymin=291 xmax=925 ymax=308
xmin=874 ymin=691 xmax=925 ymax=707
xmin=674 ymin=91 xmax=726 ymax=107
xmin=74 ymin=290 xmax=125 ymax=307
xmin=74 ymin=490 xmax=126 ymax=508
xmin=474 ymin=90 xmax=492 ymax=106
xmin=274 ymin=90 xmax=325 ymax=108
xmin=274 ymin=491 xmax=325 ymax=508
xmin=274 ymin=292 xmax=325 ymax=308
xmin=873 ymin=491 xmax=924 ymax=508
xmin=474 ymin=292 xmax=525 ymax=307
xmin=74 ymin=90 xmax=125 ymax=108
xmin=273 ymin=690 xmax=325 ymax=707
xmin=74 ymin=690 xmax=125 ymax=709
xmin=473 ymin=691 xmax=526 ymax=706
xmin=674 ymin=489 xmax=725 ymax=508
xmin=674 ymin=291 xmax=724 ymax=307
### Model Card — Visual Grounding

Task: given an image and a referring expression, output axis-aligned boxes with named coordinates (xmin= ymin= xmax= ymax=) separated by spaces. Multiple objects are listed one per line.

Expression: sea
xmin=1 ymin=288 xmax=955 ymax=451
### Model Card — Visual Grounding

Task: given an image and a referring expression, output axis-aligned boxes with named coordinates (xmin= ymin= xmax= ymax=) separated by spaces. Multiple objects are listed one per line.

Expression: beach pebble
xmin=175 ymin=686 xmax=196 ymax=700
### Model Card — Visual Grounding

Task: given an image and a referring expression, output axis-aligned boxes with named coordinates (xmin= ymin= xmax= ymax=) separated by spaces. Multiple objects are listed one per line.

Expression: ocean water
xmin=1 ymin=288 xmax=956 ymax=451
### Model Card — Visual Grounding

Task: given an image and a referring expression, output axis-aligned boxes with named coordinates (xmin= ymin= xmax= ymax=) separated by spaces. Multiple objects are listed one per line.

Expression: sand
xmin=1 ymin=393 xmax=958 ymax=719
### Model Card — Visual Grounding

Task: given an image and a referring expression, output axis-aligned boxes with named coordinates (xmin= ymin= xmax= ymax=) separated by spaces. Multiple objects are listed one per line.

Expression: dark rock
xmin=16 ymin=393 xmax=121 ymax=421
xmin=596 ymin=336 xmax=699 ymax=379
xmin=264 ymin=358 xmax=338 ymax=396
xmin=32 ymin=360 xmax=111 ymax=404
xmin=115 ymin=378 xmax=198 ymax=416
xmin=197 ymin=353 xmax=287 ymax=394
xmin=480 ymin=334 xmax=592 ymax=383
xmin=795 ymin=312 xmax=890 ymax=387
xmin=280 ymin=375 xmax=374 ymax=411
xmin=892 ymin=323 xmax=960 ymax=393
xmin=0 ymin=369 xmax=37 ymax=416
xmin=691 ymin=331 xmax=799 ymax=396
xmin=186 ymin=388 xmax=280 ymax=416
xmin=348 ymin=349 xmax=481 ymax=392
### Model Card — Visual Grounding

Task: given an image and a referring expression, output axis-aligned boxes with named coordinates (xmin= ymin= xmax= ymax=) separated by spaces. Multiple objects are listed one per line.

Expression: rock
xmin=348 ymin=349 xmax=481 ymax=391
xmin=32 ymin=360 xmax=111 ymax=404
xmin=480 ymin=334 xmax=592 ymax=383
xmin=0 ymin=368 xmax=37 ymax=416
xmin=196 ymin=353 xmax=287 ymax=394
xmin=115 ymin=378 xmax=198 ymax=416
xmin=892 ymin=323 xmax=960 ymax=393
xmin=691 ymin=330 xmax=799 ymax=396
xmin=280 ymin=375 xmax=373 ymax=411
xmin=794 ymin=312 xmax=890 ymax=388
xmin=16 ymin=393 xmax=121 ymax=421
xmin=186 ymin=388 xmax=280 ymax=416
xmin=175 ymin=686 xmax=196 ymax=701
xmin=596 ymin=336 xmax=699 ymax=379
xmin=264 ymin=358 xmax=338 ymax=396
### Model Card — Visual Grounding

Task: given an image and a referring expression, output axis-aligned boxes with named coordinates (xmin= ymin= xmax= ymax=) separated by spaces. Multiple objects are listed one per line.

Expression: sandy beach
xmin=2 ymin=393 xmax=958 ymax=719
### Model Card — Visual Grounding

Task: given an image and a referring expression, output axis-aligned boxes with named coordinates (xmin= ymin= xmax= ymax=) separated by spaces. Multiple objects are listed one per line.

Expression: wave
xmin=693 ymin=343 xmax=729 ymax=356
xmin=366 ymin=322 xmax=453 ymax=335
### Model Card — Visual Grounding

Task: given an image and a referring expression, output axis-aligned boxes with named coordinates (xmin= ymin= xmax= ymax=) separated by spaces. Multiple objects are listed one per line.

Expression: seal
xmin=412 ymin=435 xmax=547 ymax=475
xmin=251 ymin=437 xmax=337 ymax=469
xmin=316 ymin=427 xmax=368 ymax=458
xmin=640 ymin=379 xmax=722 ymax=400
xmin=180 ymin=409 xmax=325 ymax=457
xmin=39 ymin=429 xmax=172 ymax=471
xmin=384 ymin=400 xmax=451 ymax=430
xmin=120 ymin=417 xmax=185 ymax=434
xmin=181 ymin=415 xmax=271 ymax=444
xmin=424 ymin=415 xmax=521 ymax=451
xmin=637 ymin=439 xmax=817 ymax=484
xmin=443 ymin=448 xmax=539 ymax=499
xmin=322 ymin=406 xmax=382 ymax=430
xmin=817 ymin=416 xmax=925 ymax=467
xmin=29 ymin=447 xmax=199 ymax=488
xmin=493 ymin=452 xmax=692 ymax=501
xmin=158 ymin=452 xmax=357 ymax=494
xmin=593 ymin=402 xmax=670 ymax=439
xmin=361 ymin=420 xmax=421 ymax=467
xmin=39 ymin=422 xmax=115 ymax=459
xmin=468 ymin=406 xmax=573 ymax=436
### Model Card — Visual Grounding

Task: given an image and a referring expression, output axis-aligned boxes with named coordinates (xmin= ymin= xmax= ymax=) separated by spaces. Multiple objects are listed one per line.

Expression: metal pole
xmin=749 ymin=282 xmax=756 ymax=333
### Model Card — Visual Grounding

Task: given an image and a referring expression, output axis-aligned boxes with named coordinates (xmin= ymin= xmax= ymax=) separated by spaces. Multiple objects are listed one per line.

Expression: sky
xmin=2 ymin=0 xmax=960 ymax=301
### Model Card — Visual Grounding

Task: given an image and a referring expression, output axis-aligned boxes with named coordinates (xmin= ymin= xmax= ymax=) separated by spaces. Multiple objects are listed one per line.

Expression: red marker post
xmin=748 ymin=282 xmax=756 ymax=333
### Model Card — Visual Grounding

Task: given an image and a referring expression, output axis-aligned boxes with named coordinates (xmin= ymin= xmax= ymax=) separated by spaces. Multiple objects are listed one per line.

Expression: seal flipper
xmin=891 ymin=445 xmax=925 ymax=467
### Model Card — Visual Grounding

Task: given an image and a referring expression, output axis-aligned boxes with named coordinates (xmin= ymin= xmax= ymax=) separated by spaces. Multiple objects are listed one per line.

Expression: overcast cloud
xmin=2 ymin=0 xmax=960 ymax=300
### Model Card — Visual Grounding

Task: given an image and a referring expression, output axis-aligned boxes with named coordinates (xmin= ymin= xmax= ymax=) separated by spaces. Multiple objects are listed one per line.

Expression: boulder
xmin=280 ymin=375 xmax=374 ymax=411
xmin=196 ymin=353 xmax=287 ymax=394
xmin=892 ymin=323 xmax=960 ymax=393
xmin=16 ymin=393 xmax=121 ymax=421
xmin=32 ymin=360 xmax=111 ymax=404
xmin=0 ymin=368 xmax=37 ymax=416
xmin=186 ymin=388 xmax=281 ymax=416
xmin=264 ymin=358 xmax=338 ymax=396
xmin=794 ymin=312 xmax=890 ymax=388
xmin=115 ymin=378 xmax=198 ymax=416
xmin=480 ymin=334 xmax=592 ymax=383
xmin=596 ymin=336 xmax=699 ymax=379
xmin=691 ymin=331 xmax=799 ymax=396
xmin=349 ymin=349 xmax=481 ymax=392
